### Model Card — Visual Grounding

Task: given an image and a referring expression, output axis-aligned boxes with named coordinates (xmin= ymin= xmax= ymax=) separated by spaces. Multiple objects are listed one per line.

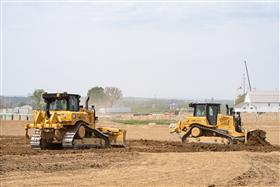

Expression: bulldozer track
xmin=62 ymin=127 xmax=78 ymax=148
xmin=62 ymin=123 xmax=111 ymax=149
xmin=30 ymin=123 xmax=111 ymax=150
xmin=182 ymin=125 xmax=245 ymax=144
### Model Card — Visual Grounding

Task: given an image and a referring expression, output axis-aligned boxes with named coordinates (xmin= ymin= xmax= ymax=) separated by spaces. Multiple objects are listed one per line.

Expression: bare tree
xmin=104 ymin=87 xmax=123 ymax=107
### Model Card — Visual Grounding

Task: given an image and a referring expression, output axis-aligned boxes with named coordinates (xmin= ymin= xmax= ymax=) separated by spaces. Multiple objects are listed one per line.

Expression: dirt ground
xmin=0 ymin=119 xmax=280 ymax=186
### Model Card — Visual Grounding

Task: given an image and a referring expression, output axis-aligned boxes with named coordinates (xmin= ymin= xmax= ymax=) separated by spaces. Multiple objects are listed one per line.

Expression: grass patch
xmin=112 ymin=119 xmax=176 ymax=125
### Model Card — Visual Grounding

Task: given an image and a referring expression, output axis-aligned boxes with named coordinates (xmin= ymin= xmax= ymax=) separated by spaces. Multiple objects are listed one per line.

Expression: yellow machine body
xmin=26 ymin=109 xmax=96 ymax=130
xmin=171 ymin=114 xmax=245 ymax=138
xmin=25 ymin=92 xmax=126 ymax=149
xmin=170 ymin=103 xmax=269 ymax=145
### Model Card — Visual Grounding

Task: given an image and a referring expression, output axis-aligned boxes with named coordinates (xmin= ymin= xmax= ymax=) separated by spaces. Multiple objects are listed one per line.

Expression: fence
xmin=241 ymin=112 xmax=279 ymax=123
xmin=111 ymin=112 xmax=279 ymax=122
xmin=0 ymin=113 xmax=32 ymax=121
xmin=110 ymin=112 xmax=193 ymax=121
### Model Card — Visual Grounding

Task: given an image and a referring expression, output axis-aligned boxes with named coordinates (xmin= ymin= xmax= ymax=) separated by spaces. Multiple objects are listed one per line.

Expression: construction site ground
xmin=1 ymin=118 xmax=280 ymax=186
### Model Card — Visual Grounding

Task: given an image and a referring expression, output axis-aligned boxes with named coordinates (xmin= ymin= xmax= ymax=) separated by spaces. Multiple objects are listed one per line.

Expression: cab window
xmin=49 ymin=99 xmax=67 ymax=111
xmin=195 ymin=105 xmax=206 ymax=116
xmin=209 ymin=106 xmax=214 ymax=116
xmin=68 ymin=96 xmax=79 ymax=111
xmin=207 ymin=105 xmax=219 ymax=125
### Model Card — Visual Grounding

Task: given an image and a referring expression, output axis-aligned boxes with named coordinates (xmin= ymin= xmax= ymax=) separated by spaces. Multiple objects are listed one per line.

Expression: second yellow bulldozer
xmin=25 ymin=92 xmax=126 ymax=149
xmin=169 ymin=103 xmax=269 ymax=145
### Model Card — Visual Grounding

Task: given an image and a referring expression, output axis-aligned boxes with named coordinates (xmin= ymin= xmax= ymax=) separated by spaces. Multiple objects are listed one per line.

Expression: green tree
xmin=105 ymin=87 xmax=123 ymax=107
xmin=87 ymin=87 xmax=107 ymax=107
xmin=32 ymin=89 xmax=45 ymax=109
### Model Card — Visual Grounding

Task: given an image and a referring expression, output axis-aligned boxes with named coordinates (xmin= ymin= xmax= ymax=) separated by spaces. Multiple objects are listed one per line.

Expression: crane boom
xmin=244 ymin=60 xmax=252 ymax=92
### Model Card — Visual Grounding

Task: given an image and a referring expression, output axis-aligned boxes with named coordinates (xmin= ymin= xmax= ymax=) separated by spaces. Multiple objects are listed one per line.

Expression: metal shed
xmin=234 ymin=91 xmax=280 ymax=112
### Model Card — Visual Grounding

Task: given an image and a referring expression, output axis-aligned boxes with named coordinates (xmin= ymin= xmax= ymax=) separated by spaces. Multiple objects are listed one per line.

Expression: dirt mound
xmin=0 ymin=136 xmax=128 ymax=156
xmin=128 ymin=139 xmax=280 ymax=153
xmin=246 ymin=129 xmax=271 ymax=146
xmin=1 ymin=136 xmax=279 ymax=157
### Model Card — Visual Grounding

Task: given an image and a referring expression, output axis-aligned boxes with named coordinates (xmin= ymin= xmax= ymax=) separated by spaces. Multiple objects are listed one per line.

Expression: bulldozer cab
xmin=43 ymin=92 xmax=80 ymax=112
xmin=190 ymin=103 xmax=220 ymax=126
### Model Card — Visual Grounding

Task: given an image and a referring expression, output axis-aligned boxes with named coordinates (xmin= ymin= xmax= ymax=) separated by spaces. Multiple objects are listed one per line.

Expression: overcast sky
xmin=1 ymin=1 xmax=279 ymax=99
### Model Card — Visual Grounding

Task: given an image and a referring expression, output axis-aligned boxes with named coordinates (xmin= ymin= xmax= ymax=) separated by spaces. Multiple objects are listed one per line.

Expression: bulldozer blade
xmin=97 ymin=127 xmax=127 ymax=147
xmin=246 ymin=129 xmax=270 ymax=146
xmin=109 ymin=130 xmax=127 ymax=147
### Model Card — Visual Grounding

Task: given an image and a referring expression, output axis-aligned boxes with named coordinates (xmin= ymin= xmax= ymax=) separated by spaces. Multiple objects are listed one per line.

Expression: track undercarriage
xmin=170 ymin=103 xmax=270 ymax=146
xmin=30 ymin=124 xmax=126 ymax=150
xmin=180 ymin=125 xmax=269 ymax=146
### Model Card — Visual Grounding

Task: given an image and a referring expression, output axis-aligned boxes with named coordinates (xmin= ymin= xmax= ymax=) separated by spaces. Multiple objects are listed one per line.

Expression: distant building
xmin=13 ymin=105 xmax=33 ymax=114
xmin=99 ymin=106 xmax=131 ymax=114
xmin=234 ymin=91 xmax=280 ymax=113
xmin=169 ymin=103 xmax=177 ymax=110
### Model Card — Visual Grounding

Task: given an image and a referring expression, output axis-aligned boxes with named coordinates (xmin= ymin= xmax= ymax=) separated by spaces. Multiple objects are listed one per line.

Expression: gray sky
xmin=1 ymin=1 xmax=279 ymax=99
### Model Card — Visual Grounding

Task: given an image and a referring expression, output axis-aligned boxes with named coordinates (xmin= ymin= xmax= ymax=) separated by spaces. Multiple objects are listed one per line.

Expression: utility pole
xmin=244 ymin=60 xmax=252 ymax=92
xmin=243 ymin=73 xmax=246 ymax=94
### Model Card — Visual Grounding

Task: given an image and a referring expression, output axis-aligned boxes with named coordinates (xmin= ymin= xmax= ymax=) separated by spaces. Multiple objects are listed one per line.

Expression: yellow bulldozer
xmin=25 ymin=92 xmax=126 ymax=149
xmin=169 ymin=103 xmax=269 ymax=145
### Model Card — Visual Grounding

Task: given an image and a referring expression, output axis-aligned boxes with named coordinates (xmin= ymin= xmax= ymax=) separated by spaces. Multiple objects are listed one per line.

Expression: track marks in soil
xmin=228 ymin=153 xmax=280 ymax=186
xmin=1 ymin=136 xmax=280 ymax=186
xmin=1 ymin=152 xmax=138 ymax=175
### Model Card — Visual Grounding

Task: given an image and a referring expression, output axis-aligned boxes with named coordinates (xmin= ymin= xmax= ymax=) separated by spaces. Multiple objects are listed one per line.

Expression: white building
xmin=13 ymin=105 xmax=33 ymax=114
xmin=234 ymin=91 xmax=280 ymax=113
xmin=99 ymin=107 xmax=131 ymax=114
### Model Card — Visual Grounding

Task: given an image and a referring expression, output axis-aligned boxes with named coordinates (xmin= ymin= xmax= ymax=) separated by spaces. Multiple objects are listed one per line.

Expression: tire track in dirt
xmin=1 ymin=136 xmax=280 ymax=186
xmin=228 ymin=153 xmax=280 ymax=186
